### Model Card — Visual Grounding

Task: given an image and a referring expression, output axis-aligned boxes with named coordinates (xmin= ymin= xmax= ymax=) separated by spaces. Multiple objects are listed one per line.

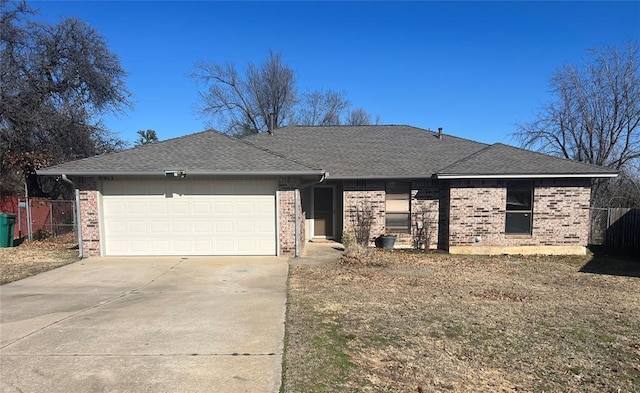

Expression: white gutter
xmin=435 ymin=173 xmax=618 ymax=179
xmin=61 ymin=175 xmax=83 ymax=259
xmin=36 ymin=170 xmax=325 ymax=177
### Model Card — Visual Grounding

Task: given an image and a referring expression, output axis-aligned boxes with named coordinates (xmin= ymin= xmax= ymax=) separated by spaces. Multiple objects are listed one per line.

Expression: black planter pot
xmin=376 ymin=235 xmax=397 ymax=250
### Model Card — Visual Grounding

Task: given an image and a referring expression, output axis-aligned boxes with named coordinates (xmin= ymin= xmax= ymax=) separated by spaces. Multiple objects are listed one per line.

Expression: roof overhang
xmin=435 ymin=173 xmax=618 ymax=180
xmin=322 ymin=172 xmax=619 ymax=180
xmin=36 ymin=169 xmax=326 ymax=177
xmin=326 ymin=174 xmax=429 ymax=180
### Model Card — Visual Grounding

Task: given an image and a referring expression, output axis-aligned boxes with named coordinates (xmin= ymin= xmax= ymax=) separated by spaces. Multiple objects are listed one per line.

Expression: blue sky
xmin=33 ymin=1 xmax=639 ymax=146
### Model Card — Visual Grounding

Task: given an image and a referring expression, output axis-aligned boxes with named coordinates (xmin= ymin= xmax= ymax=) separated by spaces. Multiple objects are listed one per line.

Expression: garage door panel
xmin=149 ymin=202 xmax=168 ymax=214
xmin=170 ymin=202 xmax=190 ymax=214
xmin=236 ymin=222 xmax=255 ymax=233
xmin=194 ymin=240 xmax=213 ymax=252
xmin=193 ymin=222 xmax=212 ymax=233
xmin=257 ymin=221 xmax=275 ymax=233
xmin=150 ymin=241 xmax=170 ymax=253
xmin=130 ymin=241 xmax=149 ymax=253
xmin=149 ymin=222 xmax=169 ymax=233
xmin=214 ymin=221 xmax=233 ymax=233
xmin=238 ymin=239 xmax=257 ymax=252
xmin=102 ymin=180 xmax=276 ymax=256
xmin=214 ymin=201 xmax=234 ymax=214
xmin=192 ymin=201 xmax=212 ymax=214
xmin=168 ymin=221 xmax=191 ymax=234
xmin=236 ymin=201 xmax=255 ymax=214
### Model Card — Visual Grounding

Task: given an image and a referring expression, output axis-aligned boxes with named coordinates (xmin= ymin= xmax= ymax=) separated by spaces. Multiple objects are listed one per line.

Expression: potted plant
xmin=375 ymin=233 xmax=397 ymax=250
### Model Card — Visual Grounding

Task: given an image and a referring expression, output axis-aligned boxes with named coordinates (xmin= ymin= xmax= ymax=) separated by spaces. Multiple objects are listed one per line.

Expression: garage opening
xmin=101 ymin=180 xmax=276 ymax=256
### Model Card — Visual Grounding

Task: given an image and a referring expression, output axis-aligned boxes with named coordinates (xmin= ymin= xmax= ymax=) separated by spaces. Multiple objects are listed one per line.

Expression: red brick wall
xmin=410 ymin=180 xmax=440 ymax=249
xmin=343 ymin=181 xmax=386 ymax=244
xmin=448 ymin=179 xmax=591 ymax=250
xmin=342 ymin=180 xmax=441 ymax=248
xmin=77 ymin=178 xmax=101 ymax=256
xmin=277 ymin=178 xmax=304 ymax=256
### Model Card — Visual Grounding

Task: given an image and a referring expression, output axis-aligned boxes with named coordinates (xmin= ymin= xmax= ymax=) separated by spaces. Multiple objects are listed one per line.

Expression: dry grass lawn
xmin=0 ymin=234 xmax=79 ymax=285
xmin=282 ymin=250 xmax=640 ymax=393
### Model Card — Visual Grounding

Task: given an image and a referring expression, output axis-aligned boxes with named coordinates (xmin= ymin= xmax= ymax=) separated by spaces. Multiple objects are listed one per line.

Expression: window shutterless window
xmin=386 ymin=182 xmax=410 ymax=233
xmin=505 ymin=181 xmax=533 ymax=234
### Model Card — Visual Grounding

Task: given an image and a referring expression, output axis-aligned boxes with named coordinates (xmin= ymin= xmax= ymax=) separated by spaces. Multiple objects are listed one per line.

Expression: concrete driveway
xmin=0 ymin=256 xmax=288 ymax=393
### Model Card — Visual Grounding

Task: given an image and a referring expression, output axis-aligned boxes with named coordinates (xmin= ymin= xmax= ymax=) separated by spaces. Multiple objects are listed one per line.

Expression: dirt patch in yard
xmin=0 ymin=234 xmax=79 ymax=285
xmin=282 ymin=250 xmax=640 ymax=393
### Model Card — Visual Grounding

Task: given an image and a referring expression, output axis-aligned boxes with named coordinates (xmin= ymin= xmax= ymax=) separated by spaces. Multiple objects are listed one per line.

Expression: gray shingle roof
xmin=244 ymin=125 xmax=488 ymax=178
xmin=436 ymin=143 xmax=618 ymax=178
xmin=37 ymin=130 xmax=322 ymax=176
xmin=37 ymin=126 xmax=618 ymax=179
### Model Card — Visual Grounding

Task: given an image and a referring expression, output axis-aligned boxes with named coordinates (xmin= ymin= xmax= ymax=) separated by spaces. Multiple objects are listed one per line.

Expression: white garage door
xmin=101 ymin=180 xmax=277 ymax=256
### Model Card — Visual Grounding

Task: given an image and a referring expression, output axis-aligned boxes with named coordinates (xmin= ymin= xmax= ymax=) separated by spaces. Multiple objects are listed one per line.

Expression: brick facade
xmin=410 ymin=179 xmax=440 ymax=249
xmin=448 ymin=179 xmax=591 ymax=254
xmin=341 ymin=180 xmax=441 ymax=249
xmin=277 ymin=178 xmax=305 ymax=256
xmin=77 ymin=177 xmax=101 ymax=257
xmin=343 ymin=181 xmax=386 ymax=244
xmin=73 ymin=175 xmax=593 ymax=257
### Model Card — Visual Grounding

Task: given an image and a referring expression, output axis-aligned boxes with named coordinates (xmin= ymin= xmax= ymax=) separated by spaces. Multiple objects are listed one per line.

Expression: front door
xmin=313 ymin=187 xmax=334 ymax=238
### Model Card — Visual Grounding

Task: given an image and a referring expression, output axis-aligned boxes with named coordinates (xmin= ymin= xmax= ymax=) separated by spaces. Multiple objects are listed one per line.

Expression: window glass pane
xmin=386 ymin=182 xmax=410 ymax=232
xmin=506 ymin=188 xmax=532 ymax=211
xmin=386 ymin=199 xmax=409 ymax=212
xmin=506 ymin=212 xmax=532 ymax=234
xmin=386 ymin=213 xmax=410 ymax=233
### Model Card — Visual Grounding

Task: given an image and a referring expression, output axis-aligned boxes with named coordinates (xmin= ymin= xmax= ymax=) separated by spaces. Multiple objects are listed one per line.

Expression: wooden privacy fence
xmin=604 ymin=208 xmax=639 ymax=256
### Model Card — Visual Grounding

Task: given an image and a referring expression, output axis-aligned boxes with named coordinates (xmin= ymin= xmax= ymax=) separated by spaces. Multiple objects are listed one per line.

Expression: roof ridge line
xmin=436 ymin=143 xmax=498 ymax=174
xmin=237 ymin=135 xmax=323 ymax=172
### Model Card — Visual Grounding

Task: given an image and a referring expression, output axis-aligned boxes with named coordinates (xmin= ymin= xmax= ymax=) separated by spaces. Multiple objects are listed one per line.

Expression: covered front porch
xmin=300 ymin=179 xmax=445 ymax=250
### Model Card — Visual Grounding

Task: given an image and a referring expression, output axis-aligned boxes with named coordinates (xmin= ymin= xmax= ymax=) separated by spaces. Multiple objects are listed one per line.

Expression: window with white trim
xmin=505 ymin=181 xmax=533 ymax=234
xmin=385 ymin=182 xmax=410 ymax=233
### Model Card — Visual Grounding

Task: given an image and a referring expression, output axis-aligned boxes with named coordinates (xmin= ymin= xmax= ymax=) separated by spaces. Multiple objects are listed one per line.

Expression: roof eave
xmin=435 ymin=173 xmax=618 ymax=180
xmin=326 ymin=174 xmax=434 ymax=180
xmin=36 ymin=169 xmax=326 ymax=177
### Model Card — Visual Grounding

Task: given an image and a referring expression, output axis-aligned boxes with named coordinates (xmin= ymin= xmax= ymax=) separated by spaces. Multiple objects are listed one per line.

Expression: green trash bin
xmin=0 ymin=213 xmax=17 ymax=248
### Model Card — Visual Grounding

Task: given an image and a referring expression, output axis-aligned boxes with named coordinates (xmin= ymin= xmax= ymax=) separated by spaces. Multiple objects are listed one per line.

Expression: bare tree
xmin=296 ymin=89 xmax=350 ymax=126
xmin=193 ymin=50 xmax=296 ymax=135
xmin=0 ymin=1 xmax=131 ymax=197
xmin=134 ymin=129 xmax=159 ymax=146
xmin=514 ymin=42 xmax=640 ymax=207
xmin=346 ymin=107 xmax=372 ymax=126
xmin=193 ymin=50 xmax=380 ymax=134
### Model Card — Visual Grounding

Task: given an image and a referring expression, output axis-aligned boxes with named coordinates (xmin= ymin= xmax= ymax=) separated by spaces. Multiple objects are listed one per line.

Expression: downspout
xmin=294 ymin=172 xmax=327 ymax=258
xmin=294 ymin=189 xmax=300 ymax=257
xmin=61 ymin=175 xmax=83 ymax=259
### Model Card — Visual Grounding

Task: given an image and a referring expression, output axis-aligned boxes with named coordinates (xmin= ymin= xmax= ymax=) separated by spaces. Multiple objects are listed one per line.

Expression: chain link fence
xmin=1 ymin=197 xmax=76 ymax=242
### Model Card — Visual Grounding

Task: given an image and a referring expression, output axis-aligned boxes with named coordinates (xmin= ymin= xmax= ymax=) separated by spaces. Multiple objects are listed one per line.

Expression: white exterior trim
xmin=436 ymin=173 xmax=617 ymax=180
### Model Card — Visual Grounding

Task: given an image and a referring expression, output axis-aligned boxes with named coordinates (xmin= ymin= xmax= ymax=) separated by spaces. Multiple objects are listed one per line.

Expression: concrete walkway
xmin=292 ymin=240 xmax=345 ymax=266
xmin=0 ymin=256 xmax=288 ymax=393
